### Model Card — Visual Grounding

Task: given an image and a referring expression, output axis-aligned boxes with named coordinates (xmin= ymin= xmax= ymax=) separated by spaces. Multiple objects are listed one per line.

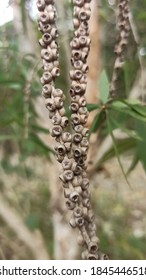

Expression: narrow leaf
xmin=90 ymin=110 xmax=106 ymax=134
xmin=99 ymin=70 xmax=109 ymax=104
xmin=106 ymin=113 xmax=132 ymax=188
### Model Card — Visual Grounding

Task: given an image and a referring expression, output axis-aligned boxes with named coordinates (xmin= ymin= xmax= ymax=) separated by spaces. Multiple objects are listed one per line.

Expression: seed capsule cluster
xmin=110 ymin=0 xmax=130 ymax=97
xmin=37 ymin=0 xmax=104 ymax=260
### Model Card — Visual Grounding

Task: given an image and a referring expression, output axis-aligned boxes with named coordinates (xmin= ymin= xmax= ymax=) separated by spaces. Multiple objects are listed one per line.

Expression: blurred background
xmin=0 ymin=0 xmax=146 ymax=260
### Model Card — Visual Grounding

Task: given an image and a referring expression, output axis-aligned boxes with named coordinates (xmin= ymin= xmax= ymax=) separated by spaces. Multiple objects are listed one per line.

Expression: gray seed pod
xmin=75 ymin=217 xmax=84 ymax=227
xmin=52 ymin=114 xmax=62 ymax=125
xmin=73 ymin=147 xmax=82 ymax=158
xmin=87 ymin=254 xmax=98 ymax=260
xmin=58 ymin=107 xmax=66 ymax=117
xmin=51 ymin=67 xmax=60 ymax=78
xmin=71 ymin=114 xmax=80 ymax=125
xmin=62 ymin=132 xmax=72 ymax=143
xmin=70 ymin=70 xmax=82 ymax=80
xmin=45 ymin=0 xmax=54 ymax=4
xmin=80 ymin=114 xmax=88 ymax=124
xmin=73 ymin=133 xmax=82 ymax=143
xmin=73 ymin=0 xmax=84 ymax=7
xmin=36 ymin=0 xmax=45 ymax=11
xmin=74 ymin=124 xmax=83 ymax=133
xmin=77 ymin=234 xmax=85 ymax=246
xmin=55 ymin=144 xmax=66 ymax=156
xmin=45 ymin=98 xmax=56 ymax=111
xmin=81 ymin=250 xmax=88 ymax=260
xmin=61 ymin=117 xmax=69 ymax=128
xmin=79 ymin=9 xmax=91 ymax=21
xmin=78 ymin=97 xmax=87 ymax=107
xmin=88 ymin=241 xmax=98 ymax=254
xmin=42 ymin=72 xmax=53 ymax=83
xmin=73 ymin=18 xmax=80 ymax=29
xmin=82 ymin=190 xmax=90 ymax=199
xmin=71 ymin=95 xmax=80 ymax=103
xmin=41 ymin=49 xmax=53 ymax=62
xmin=42 ymin=33 xmax=52 ymax=45
xmin=42 ymin=84 xmax=53 ymax=98
xmin=42 ymin=61 xmax=54 ymax=72
xmin=73 ymin=207 xmax=83 ymax=218
xmin=62 ymin=159 xmax=72 ymax=170
xmin=100 ymin=254 xmax=109 ymax=260
xmin=64 ymin=142 xmax=72 ymax=152
xmin=82 ymin=178 xmax=89 ymax=190
xmin=80 ymin=137 xmax=88 ymax=147
xmin=81 ymin=127 xmax=89 ymax=137
xmin=73 ymin=60 xmax=83 ymax=69
xmin=72 ymin=175 xmax=82 ymax=187
xmin=63 ymin=170 xmax=74 ymax=182
xmin=51 ymin=125 xmax=62 ymax=137
xmin=54 ymin=97 xmax=64 ymax=109
xmin=52 ymin=88 xmax=64 ymax=98
xmin=72 ymin=50 xmax=82 ymax=61
xmin=66 ymin=200 xmax=76 ymax=210
xmin=42 ymin=23 xmax=52 ymax=33
xmin=73 ymin=164 xmax=82 ymax=175
xmin=82 ymin=198 xmax=90 ymax=208
xmin=69 ymin=217 xmax=77 ymax=228
xmin=69 ymin=191 xmax=80 ymax=202
xmin=70 ymin=103 xmax=79 ymax=112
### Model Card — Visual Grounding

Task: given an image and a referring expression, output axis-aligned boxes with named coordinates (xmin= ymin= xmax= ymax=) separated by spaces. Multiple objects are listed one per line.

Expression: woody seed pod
xmin=66 ymin=200 xmax=76 ymax=210
xmin=73 ymin=207 xmax=83 ymax=218
xmin=73 ymin=0 xmax=84 ymax=7
xmin=62 ymin=159 xmax=72 ymax=170
xmin=69 ymin=191 xmax=79 ymax=202
xmin=62 ymin=132 xmax=72 ymax=143
xmin=63 ymin=170 xmax=74 ymax=181
xmin=73 ymin=133 xmax=82 ymax=143
xmin=51 ymin=67 xmax=60 ymax=78
xmin=55 ymin=144 xmax=66 ymax=156
xmin=45 ymin=98 xmax=56 ymax=111
xmin=82 ymin=178 xmax=89 ymax=190
xmin=72 ymin=175 xmax=82 ymax=187
xmin=51 ymin=125 xmax=62 ymax=137
xmin=70 ymin=103 xmax=79 ymax=112
xmin=42 ymin=23 xmax=52 ymax=33
xmin=52 ymin=114 xmax=61 ymax=125
xmin=42 ymin=84 xmax=53 ymax=98
xmin=87 ymin=254 xmax=98 ymax=260
xmin=71 ymin=114 xmax=80 ymax=125
xmin=42 ymin=33 xmax=52 ymax=45
xmin=54 ymin=97 xmax=64 ymax=109
xmin=73 ymin=147 xmax=82 ymax=158
xmin=75 ymin=217 xmax=84 ymax=227
xmin=36 ymin=0 xmax=45 ymax=11
xmin=69 ymin=217 xmax=77 ymax=228
xmin=88 ymin=241 xmax=98 ymax=254
xmin=61 ymin=117 xmax=69 ymax=128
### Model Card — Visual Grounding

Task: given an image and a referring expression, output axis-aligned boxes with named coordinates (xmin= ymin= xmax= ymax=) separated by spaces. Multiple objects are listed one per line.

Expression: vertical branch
xmin=110 ymin=0 xmax=131 ymax=97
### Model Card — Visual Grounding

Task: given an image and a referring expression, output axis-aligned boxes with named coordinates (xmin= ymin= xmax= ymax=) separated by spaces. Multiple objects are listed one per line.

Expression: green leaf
xmin=127 ymin=154 xmax=139 ymax=174
xmin=87 ymin=103 xmax=100 ymax=112
xmin=26 ymin=213 xmax=39 ymax=231
xmin=136 ymin=120 xmax=146 ymax=171
xmin=99 ymin=70 xmax=109 ymax=104
xmin=96 ymin=137 xmax=137 ymax=168
xmin=106 ymin=113 xmax=132 ymax=188
xmin=109 ymin=116 xmax=142 ymax=141
xmin=31 ymin=124 xmax=50 ymax=134
xmin=110 ymin=101 xmax=146 ymax=122
xmin=90 ymin=110 xmax=106 ymax=134
xmin=0 ymin=135 xmax=16 ymax=141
